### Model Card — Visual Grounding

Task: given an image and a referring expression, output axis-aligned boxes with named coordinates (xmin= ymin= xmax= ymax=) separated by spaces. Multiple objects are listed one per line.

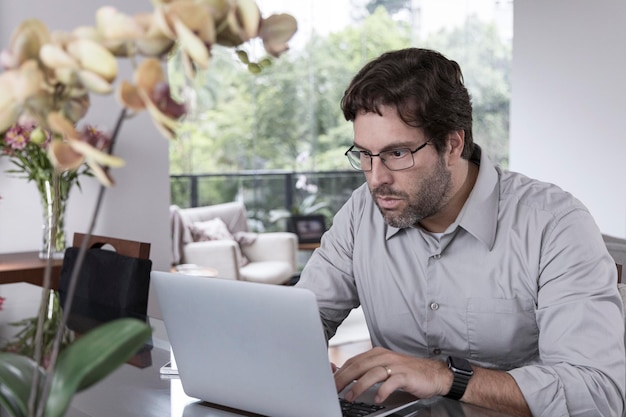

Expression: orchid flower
xmin=0 ymin=60 xmax=45 ymax=132
xmin=117 ymin=58 xmax=186 ymax=140
xmin=46 ymin=112 xmax=124 ymax=187
xmin=0 ymin=19 xmax=50 ymax=70
xmin=39 ymin=35 xmax=119 ymax=95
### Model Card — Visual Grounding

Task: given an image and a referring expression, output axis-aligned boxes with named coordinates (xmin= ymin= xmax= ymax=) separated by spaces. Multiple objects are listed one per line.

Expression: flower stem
xmin=27 ymin=171 xmax=60 ymax=417
xmin=33 ymin=108 xmax=127 ymax=417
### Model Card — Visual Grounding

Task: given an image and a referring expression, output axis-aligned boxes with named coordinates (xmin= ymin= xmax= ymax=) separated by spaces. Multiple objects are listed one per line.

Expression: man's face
xmin=353 ymin=106 xmax=452 ymax=229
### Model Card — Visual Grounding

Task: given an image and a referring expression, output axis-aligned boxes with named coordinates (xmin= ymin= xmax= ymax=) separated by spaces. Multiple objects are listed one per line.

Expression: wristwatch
xmin=445 ymin=356 xmax=474 ymax=400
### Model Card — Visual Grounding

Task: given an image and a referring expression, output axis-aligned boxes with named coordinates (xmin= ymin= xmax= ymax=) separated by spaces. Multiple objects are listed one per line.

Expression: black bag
xmin=58 ymin=246 xmax=152 ymax=331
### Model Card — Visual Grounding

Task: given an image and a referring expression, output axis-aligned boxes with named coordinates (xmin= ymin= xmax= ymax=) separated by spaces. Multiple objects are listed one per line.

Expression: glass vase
xmin=39 ymin=178 xmax=68 ymax=260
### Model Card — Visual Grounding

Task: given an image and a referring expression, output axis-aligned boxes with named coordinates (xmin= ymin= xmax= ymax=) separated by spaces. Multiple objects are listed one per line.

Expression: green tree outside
xmin=168 ymin=6 xmax=512 ymax=225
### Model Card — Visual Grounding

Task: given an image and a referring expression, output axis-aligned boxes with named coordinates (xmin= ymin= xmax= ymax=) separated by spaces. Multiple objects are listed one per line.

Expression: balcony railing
xmin=170 ymin=170 xmax=366 ymax=232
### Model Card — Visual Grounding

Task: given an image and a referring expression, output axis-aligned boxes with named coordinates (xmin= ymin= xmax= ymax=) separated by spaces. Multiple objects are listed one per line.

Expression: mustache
xmin=371 ymin=185 xmax=406 ymax=198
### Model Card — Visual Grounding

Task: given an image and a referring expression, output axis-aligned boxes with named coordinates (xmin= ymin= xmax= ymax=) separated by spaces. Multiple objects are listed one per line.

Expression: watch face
xmin=448 ymin=356 xmax=473 ymax=376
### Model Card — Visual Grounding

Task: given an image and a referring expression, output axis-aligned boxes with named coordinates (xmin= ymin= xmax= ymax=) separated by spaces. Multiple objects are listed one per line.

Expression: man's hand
xmin=333 ymin=347 xmax=452 ymax=403
xmin=334 ymin=347 xmax=532 ymax=417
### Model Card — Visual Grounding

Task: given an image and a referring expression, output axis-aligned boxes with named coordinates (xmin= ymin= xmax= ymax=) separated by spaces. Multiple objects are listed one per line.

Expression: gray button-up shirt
xmin=297 ymin=146 xmax=626 ymax=417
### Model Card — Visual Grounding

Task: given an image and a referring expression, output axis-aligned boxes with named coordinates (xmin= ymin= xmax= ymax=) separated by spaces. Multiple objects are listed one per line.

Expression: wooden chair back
xmin=73 ymin=232 xmax=151 ymax=259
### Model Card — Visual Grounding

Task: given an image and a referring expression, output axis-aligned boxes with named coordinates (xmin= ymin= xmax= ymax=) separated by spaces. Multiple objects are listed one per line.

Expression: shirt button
xmin=433 ymin=254 xmax=441 ymax=260
xmin=433 ymin=348 xmax=442 ymax=355
xmin=430 ymin=302 xmax=439 ymax=310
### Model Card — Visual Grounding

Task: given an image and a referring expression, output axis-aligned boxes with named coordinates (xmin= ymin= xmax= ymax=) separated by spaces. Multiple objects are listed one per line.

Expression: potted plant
xmin=0 ymin=2 xmax=296 ymax=416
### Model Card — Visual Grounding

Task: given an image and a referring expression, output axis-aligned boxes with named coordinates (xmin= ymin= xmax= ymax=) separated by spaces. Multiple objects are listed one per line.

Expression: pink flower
xmin=0 ymin=296 xmax=5 ymax=311
xmin=80 ymin=125 xmax=111 ymax=152
xmin=3 ymin=124 xmax=31 ymax=151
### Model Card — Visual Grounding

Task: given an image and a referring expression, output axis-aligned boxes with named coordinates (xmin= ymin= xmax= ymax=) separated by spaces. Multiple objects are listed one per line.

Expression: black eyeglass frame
xmin=344 ymin=141 xmax=431 ymax=172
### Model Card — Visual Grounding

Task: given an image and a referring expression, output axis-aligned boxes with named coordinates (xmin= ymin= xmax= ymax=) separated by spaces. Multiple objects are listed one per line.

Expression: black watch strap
xmin=445 ymin=356 xmax=474 ymax=401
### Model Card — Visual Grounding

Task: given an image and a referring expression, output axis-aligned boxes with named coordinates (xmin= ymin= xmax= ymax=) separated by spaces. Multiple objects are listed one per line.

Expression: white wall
xmin=510 ymin=0 xmax=626 ymax=237
xmin=0 ymin=0 xmax=172 ymax=316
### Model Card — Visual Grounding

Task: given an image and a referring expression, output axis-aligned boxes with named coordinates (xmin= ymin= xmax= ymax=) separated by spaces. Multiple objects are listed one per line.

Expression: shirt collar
xmin=451 ymin=145 xmax=499 ymax=250
xmin=385 ymin=144 xmax=499 ymax=250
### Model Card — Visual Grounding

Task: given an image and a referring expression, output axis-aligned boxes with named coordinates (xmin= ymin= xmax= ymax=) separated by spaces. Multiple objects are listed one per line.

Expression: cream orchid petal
xmin=69 ymin=139 xmax=125 ymax=168
xmin=86 ymin=159 xmax=115 ymax=187
xmin=154 ymin=6 xmax=177 ymax=39
xmin=0 ymin=107 xmax=18 ymax=133
xmin=54 ymin=67 xmax=78 ymax=85
xmin=172 ymin=17 xmax=210 ymax=68
xmin=39 ymin=44 xmax=79 ymax=69
xmin=7 ymin=19 xmax=51 ymax=68
xmin=140 ymin=90 xmax=178 ymax=140
xmin=13 ymin=60 xmax=43 ymax=102
xmin=47 ymin=112 xmax=80 ymax=138
xmin=116 ymin=81 xmax=146 ymax=111
xmin=71 ymin=25 xmax=101 ymax=42
xmin=134 ymin=58 xmax=165 ymax=92
xmin=202 ymin=0 xmax=232 ymax=22
xmin=132 ymin=12 xmax=176 ymax=56
xmin=48 ymin=139 xmax=85 ymax=171
xmin=166 ymin=2 xmax=216 ymax=44
xmin=135 ymin=35 xmax=174 ymax=57
xmin=217 ymin=9 xmax=245 ymax=47
xmin=67 ymin=39 xmax=118 ymax=82
xmin=235 ymin=0 xmax=261 ymax=40
xmin=259 ymin=14 xmax=297 ymax=57
xmin=0 ymin=73 xmax=17 ymax=107
xmin=77 ymin=70 xmax=114 ymax=95
xmin=96 ymin=6 xmax=144 ymax=40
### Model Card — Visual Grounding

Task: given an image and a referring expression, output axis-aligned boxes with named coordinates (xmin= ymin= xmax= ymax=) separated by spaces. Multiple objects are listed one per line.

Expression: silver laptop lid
xmin=152 ymin=271 xmax=342 ymax=417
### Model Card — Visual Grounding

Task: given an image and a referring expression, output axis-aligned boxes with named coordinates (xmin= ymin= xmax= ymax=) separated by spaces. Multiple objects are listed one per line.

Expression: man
xmin=296 ymin=48 xmax=626 ymax=417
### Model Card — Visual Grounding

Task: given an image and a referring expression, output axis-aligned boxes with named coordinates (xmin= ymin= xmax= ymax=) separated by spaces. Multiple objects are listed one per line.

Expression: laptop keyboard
xmin=339 ymin=398 xmax=386 ymax=417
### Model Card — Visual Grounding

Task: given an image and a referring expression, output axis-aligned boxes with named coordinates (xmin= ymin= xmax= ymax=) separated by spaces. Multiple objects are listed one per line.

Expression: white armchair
xmin=170 ymin=202 xmax=298 ymax=285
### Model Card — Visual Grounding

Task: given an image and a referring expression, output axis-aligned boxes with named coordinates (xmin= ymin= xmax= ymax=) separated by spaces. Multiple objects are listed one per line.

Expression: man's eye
xmin=386 ymin=149 xmax=409 ymax=158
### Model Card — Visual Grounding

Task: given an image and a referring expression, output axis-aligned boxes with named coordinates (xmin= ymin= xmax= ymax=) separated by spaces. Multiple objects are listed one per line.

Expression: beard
xmin=370 ymin=155 xmax=452 ymax=228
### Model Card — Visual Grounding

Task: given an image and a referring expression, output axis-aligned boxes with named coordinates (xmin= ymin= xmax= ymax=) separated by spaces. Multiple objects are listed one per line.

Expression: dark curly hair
xmin=341 ymin=48 xmax=474 ymax=159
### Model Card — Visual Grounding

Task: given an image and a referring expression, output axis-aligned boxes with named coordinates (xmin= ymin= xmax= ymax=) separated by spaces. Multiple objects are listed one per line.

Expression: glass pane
xmin=169 ymin=0 xmax=513 ymax=230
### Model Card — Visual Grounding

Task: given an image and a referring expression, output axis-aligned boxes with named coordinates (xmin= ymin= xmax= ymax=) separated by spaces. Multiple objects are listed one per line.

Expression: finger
xmin=374 ymin=377 xmax=404 ymax=404
xmin=335 ymin=348 xmax=391 ymax=392
xmin=343 ymin=365 xmax=394 ymax=403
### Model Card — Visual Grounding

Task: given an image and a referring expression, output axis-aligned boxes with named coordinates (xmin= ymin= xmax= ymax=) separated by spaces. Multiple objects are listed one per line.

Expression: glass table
xmin=0 ymin=282 xmax=513 ymax=417
xmin=66 ymin=340 xmax=513 ymax=417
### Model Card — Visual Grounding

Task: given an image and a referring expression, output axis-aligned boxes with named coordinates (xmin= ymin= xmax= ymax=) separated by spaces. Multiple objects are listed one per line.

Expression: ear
xmin=446 ymin=130 xmax=465 ymax=166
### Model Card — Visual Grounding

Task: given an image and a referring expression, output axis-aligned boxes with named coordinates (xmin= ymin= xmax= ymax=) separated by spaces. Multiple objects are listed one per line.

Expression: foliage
xmin=169 ymin=7 xmax=512 ymax=177
xmin=422 ymin=16 xmax=512 ymax=167
xmin=365 ymin=0 xmax=412 ymax=15
xmin=0 ymin=319 xmax=151 ymax=417
xmin=2 ymin=291 xmax=73 ymax=366
xmin=0 ymin=125 xmax=94 ymax=197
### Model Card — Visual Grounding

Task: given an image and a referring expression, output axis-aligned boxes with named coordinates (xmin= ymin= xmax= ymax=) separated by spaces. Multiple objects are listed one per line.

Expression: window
xmin=169 ymin=0 xmax=513 ymax=229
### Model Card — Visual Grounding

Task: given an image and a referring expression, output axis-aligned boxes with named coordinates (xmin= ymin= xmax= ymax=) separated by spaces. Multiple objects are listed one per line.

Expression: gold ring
xmin=382 ymin=365 xmax=392 ymax=379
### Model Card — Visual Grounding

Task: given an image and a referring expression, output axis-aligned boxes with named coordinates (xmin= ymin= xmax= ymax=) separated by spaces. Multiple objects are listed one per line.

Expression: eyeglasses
xmin=344 ymin=141 xmax=430 ymax=172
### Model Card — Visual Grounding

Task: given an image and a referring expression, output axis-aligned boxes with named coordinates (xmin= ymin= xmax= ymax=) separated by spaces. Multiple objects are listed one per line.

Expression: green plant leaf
xmin=0 ymin=353 xmax=44 ymax=417
xmin=45 ymin=318 xmax=151 ymax=417
xmin=0 ymin=318 xmax=151 ymax=417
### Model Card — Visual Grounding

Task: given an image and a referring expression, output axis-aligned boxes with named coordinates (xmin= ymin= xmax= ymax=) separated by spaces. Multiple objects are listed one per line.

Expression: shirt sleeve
xmin=296 ymin=192 xmax=362 ymax=341
xmin=508 ymin=207 xmax=626 ymax=417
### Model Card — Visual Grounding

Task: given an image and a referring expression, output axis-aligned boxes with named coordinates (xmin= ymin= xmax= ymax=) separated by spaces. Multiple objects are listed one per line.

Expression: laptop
xmin=152 ymin=271 xmax=421 ymax=417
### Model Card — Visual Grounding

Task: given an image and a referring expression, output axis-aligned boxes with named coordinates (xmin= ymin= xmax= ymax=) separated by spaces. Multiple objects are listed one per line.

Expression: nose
xmin=366 ymin=156 xmax=393 ymax=188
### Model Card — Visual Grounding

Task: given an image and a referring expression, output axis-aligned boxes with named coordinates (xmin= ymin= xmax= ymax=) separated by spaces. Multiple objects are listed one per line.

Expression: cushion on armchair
xmin=189 ymin=217 xmax=256 ymax=266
